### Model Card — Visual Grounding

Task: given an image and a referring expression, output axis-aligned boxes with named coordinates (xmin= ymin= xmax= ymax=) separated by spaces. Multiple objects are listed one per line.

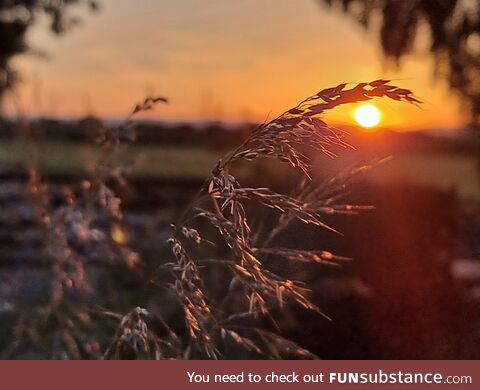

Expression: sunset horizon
xmin=3 ymin=0 xmax=467 ymax=131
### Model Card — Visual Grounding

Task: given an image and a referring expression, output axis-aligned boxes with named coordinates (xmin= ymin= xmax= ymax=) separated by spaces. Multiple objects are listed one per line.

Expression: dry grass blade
xmin=220 ymin=328 xmax=264 ymax=356
xmin=261 ymin=159 xmax=389 ymax=247
xmin=255 ymin=247 xmax=351 ymax=266
xmin=219 ymin=80 xmax=419 ymax=173
xmin=195 ymin=210 xmax=319 ymax=314
xmin=167 ymin=235 xmax=218 ymax=359
xmin=254 ymin=329 xmax=319 ymax=360
xmin=104 ymin=307 xmax=169 ymax=360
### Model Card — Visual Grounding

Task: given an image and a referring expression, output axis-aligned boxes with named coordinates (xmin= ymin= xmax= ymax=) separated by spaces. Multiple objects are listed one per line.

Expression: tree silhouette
xmin=0 ymin=0 xmax=98 ymax=109
xmin=321 ymin=0 xmax=480 ymax=127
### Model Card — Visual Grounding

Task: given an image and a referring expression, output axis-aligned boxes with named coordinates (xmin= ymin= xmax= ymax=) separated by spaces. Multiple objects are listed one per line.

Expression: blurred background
xmin=0 ymin=0 xmax=480 ymax=359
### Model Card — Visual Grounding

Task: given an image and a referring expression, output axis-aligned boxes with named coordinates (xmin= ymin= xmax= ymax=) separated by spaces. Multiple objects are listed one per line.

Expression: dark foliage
xmin=321 ymin=0 xmax=480 ymax=126
xmin=0 ymin=0 xmax=98 ymax=105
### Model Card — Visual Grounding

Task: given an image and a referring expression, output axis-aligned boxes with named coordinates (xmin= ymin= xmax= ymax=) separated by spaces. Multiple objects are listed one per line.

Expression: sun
xmin=354 ymin=104 xmax=382 ymax=129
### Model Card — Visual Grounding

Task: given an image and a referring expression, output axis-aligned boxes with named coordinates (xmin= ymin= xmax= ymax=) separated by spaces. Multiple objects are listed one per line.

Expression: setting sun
xmin=354 ymin=104 xmax=382 ymax=129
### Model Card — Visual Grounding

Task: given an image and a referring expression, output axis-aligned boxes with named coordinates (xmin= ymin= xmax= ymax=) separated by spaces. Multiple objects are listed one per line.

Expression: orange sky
xmin=8 ymin=0 xmax=465 ymax=130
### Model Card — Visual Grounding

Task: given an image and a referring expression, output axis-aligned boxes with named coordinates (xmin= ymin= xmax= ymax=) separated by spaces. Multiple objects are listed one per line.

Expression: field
xmin=2 ymin=138 xmax=479 ymax=199
xmin=1 ymin=121 xmax=479 ymax=358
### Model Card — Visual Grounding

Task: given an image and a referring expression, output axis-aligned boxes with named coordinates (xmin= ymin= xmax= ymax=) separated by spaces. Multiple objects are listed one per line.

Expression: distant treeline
xmin=0 ymin=117 xmax=251 ymax=149
xmin=0 ymin=117 xmax=479 ymax=155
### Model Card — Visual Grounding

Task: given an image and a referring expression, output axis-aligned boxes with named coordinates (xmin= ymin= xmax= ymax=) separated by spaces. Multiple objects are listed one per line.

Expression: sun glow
xmin=354 ymin=104 xmax=382 ymax=129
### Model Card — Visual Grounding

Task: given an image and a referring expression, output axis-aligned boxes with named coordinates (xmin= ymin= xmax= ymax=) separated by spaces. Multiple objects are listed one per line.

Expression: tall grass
xmin=2 ymin=81 xmax=418 ymax=359
xmin=111 ymin=80 xmax=418 ymax=359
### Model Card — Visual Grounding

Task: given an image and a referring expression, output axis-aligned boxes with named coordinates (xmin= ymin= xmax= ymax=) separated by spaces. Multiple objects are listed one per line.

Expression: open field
xmin=0 ymin=141 xmax=222 ymax=179
xmin=2 ymin=140 xmax=479 ymax=200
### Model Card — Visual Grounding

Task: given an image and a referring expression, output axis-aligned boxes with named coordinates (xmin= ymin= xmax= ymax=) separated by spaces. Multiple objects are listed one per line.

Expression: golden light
xmin=111 ymin=224 xmax=128 ymax=245
xmin=354 ymin=104 xmax=382 ymax=129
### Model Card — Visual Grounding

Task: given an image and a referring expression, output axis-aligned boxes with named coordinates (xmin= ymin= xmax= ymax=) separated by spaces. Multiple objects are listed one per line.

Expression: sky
xmin=8 ymin=0 xmax=466 ymax=130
